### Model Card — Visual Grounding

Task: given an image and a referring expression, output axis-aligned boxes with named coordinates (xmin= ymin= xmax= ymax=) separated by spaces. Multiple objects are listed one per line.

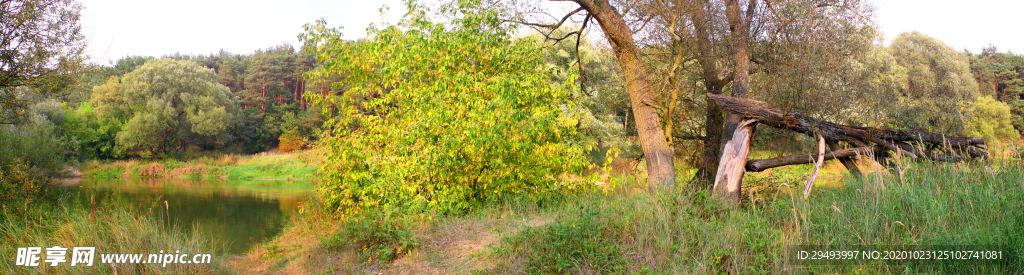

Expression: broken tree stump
xmin=713 ymin=119 xmax=758 ymax=203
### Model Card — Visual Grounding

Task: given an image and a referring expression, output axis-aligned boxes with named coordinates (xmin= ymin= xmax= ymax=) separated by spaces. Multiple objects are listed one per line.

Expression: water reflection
xmin=57 ymin=178 xmax=315 ymax=254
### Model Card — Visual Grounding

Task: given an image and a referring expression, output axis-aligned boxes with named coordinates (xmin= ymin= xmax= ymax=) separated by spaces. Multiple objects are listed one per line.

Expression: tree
xmin=888 ymin=31 xmax=979 ymax=133
xmin=302 ymin=1 xmax=589 ymax=214
xmin=512 ymin=0 xmax=678 ymax=191
xmin=91 ymin=59 xmax=238 ymax=156
xmin=0 ymin=0 xmax=85 ymax=124
xmin=970 ymin=46 xmax=1024 ymax=135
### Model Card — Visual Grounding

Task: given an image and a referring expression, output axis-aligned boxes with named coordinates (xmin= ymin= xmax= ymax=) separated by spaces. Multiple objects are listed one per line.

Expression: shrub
xmin=964 ymin=95 xmax=1019 ymax=141
xmin=0 ymin=158 xmax=45 ymax=215
xmin=277 ymin=130 xmax=307 ymax=153
xmin=305 ymin=1 xmax=589 ymax=215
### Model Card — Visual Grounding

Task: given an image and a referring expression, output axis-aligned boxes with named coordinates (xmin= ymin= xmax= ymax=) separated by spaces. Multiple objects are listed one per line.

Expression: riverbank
xmin=1 ymin=202 xmax=226 ymax=274
xmin=228 ymin=159 xmax=1023 ymax=274
xmin=79 ymin=150 xmax=322 ymax=180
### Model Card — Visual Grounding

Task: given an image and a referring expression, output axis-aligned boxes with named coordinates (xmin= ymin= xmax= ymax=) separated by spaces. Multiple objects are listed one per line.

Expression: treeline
xmin=50 ymin=45 xmax=328 ymax=160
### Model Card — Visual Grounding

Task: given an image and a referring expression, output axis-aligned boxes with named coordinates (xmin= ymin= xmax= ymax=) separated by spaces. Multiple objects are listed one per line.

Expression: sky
xmin=79 ymin=0 xmax=408 ymax=64
xmin=79 ymin=0 xmax=1024 ymax=64
xmin=872 ymin=0 xmax=1024 ymax=53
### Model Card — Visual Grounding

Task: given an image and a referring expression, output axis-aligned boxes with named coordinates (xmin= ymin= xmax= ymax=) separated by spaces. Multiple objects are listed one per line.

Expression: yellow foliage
xmin=964 ymin=95 xmax=1019 ymax=141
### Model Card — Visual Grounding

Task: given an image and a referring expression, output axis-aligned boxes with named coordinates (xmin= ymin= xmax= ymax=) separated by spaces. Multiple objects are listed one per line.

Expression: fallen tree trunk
xmin=746 ymin=145 xmax=886 ymax=172
xmin=707 ymin=94 xmax=989 ymax=162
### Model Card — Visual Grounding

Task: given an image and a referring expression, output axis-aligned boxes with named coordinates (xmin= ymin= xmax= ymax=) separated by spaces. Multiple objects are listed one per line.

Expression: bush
xmin=0 ymin=118 xmax=77 ymax=177
xmin=306 ymin=1 xmax=589 ymax=215
xmin=277 ymin=130 xmax=307 ymax=153
xmin=0 ymin=158 xmax=46 ymax=215
xmin=964 ymin=95 xmax=1020 ymax=141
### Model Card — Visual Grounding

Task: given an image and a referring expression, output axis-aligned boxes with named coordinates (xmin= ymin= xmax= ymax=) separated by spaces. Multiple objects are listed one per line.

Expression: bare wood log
xmin=713 ymin=119 xmax=758 ymax=203
xmin=803 ymin=134 xmax=826 ymax=199
xmin=746 ymin=145 xmax=886 ymax=172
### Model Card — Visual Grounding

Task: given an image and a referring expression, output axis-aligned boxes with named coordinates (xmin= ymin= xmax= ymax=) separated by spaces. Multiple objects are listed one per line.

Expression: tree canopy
xmin=888 ymin=31 xmax=980 ymax=133
xmin=0 ymin=0 xmax=85 ymax=124
xmin=91 ymin=58 xmax=237 ymax=156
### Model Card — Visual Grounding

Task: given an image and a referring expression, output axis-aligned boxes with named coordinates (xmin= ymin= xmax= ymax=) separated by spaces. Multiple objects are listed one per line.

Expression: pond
xmin=55 ymin=178 xmax=315 ymax=254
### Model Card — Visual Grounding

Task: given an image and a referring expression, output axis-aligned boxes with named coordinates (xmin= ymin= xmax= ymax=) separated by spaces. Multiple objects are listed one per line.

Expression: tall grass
xmin=492 ymin=160 xmax=1024 ymax=274
xmin=1 ymin=197 xmax=225 ymax=274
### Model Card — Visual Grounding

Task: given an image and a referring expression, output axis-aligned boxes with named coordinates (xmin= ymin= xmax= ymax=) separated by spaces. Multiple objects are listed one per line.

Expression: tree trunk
xmin=721 ymin=0 xmax=754 ymax=143
xmin=691 ymin=0 xmax=727 ymax=187
xmin=803 ymin=134 xmax=826 ymax=198
xmin=713 ymin=119 xmax=757 ymax=203
xmin=697 ymin=89 xmax=725 ymax=186
xmin=574 ymin=0 xmax=676 ymax=191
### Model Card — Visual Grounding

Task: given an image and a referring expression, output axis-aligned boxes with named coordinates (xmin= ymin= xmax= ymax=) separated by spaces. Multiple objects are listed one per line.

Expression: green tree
xmin=303 ymin=0 xmax=589 ymax=214
xmin=91 ymin=59 xmax=238 ymax=156
xmin=0 ymin=0 xmax=85 ymax=124
xmin=888 ymin=31 xmax=980 ymax=133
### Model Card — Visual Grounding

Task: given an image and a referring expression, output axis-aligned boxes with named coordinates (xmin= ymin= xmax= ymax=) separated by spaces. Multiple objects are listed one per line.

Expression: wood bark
xmin=713 ymin=119 xmax=757 ymax=203
xmin=572 ymin=0 xmax=676 ymax=191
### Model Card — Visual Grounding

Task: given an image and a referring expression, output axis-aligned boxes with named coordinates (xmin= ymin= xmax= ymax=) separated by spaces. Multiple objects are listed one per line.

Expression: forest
xmin=2 ymin=0 xmax=1022 ymax=274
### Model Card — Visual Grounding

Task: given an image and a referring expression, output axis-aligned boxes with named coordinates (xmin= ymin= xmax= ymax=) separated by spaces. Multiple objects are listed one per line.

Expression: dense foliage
xmin=90 ymin=59 xmax=238 ymax=157
xmin=304 ymin=1 xmax=589 ymax=215
xmin=0 ymin=0 xmax=85 ymax=124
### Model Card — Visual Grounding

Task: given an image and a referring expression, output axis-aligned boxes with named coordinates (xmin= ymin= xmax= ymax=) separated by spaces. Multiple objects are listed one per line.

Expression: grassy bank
xmin=491 ymin=160 xmax=1023 ymax=274
xmin=79 ymin=150 xmax=321 ymax=180
xmin=1 ymin=198 xmax=226 ymax=274
xmin=231 ymin=159 xmax=1023 ymax=274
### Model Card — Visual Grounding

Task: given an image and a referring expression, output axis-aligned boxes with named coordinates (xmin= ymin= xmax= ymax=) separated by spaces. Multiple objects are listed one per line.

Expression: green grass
xmin=489 ymin=160 xmax=1024 ymax=274
xmin=80 ymin=150 xmax=321 ymax=180
xmin=1 ymin=197 xmax=226 ymax=274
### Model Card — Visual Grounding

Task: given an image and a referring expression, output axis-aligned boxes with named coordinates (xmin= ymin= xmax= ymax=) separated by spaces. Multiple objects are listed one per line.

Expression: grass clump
xmin=322 ymin=210 xmax=421 ymax=266
xmin=497 ymin=205 xmax=627 ymax=274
